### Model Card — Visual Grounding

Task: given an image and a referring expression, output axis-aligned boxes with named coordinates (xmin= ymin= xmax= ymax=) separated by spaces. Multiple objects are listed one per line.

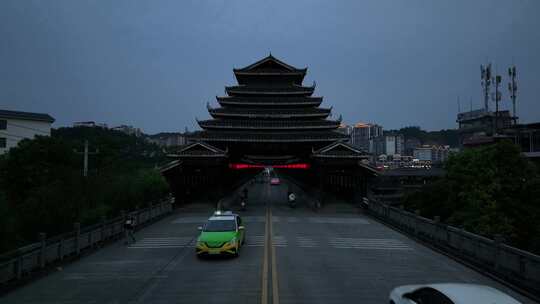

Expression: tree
xmin=0 ymin=127 xmax=170 ymax=253
xmin=404 ymin=141 xmax=540 ymax=253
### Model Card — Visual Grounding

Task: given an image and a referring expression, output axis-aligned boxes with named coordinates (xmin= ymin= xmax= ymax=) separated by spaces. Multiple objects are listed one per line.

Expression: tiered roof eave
xmin=197 ymin=119 xmax=341 ymax=131
xmin=225 ymin=83 xmax=315 ymax=96
xmin=206 ymin=106 xmax=332 ymax=119
xmin=215 ymin=96 xmax=323 ymax=107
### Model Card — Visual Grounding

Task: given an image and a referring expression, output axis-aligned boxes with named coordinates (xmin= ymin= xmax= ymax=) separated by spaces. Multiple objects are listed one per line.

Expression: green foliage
xmin=0 ymin=127 xmax=170 ymax=253
xmin=404 ymin=141 xmax=540 ymax=254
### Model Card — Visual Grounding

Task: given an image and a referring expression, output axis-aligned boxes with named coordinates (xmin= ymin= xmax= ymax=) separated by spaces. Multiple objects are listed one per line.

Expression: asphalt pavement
xmin=0 ymin=177 xmax=537 ymax=304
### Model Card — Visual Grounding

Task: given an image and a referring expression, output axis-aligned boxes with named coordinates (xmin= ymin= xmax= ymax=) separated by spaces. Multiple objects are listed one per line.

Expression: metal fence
xmin=0 ymin=199 xmax=173 ymax=285
xmin=367 ymin=199 xmax=540 ymax=297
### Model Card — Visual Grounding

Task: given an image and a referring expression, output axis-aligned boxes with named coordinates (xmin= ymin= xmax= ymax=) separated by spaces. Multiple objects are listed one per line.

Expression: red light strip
xmin=229 ymin=163 xmax=310 ymax=170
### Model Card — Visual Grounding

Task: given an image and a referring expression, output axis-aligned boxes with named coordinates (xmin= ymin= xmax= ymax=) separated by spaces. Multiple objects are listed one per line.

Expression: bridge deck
xmin=0 ymin=179 xmax=535 ymax=304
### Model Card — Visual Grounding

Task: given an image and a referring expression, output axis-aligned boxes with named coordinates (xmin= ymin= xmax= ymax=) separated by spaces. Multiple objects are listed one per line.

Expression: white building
xmin=73 ymin=121 xmax=108 ymax=128
xmin=413 ymin=147 xmax=432 ymax=161
xmin=413 ymin=145 xmax=450 ymax=163
xmin=0 ymin=109 xmax=55 ymax=154
xmin=373 ymin=134 xmax=404 ymax=156
xmin=112 ymin=125 xmax=142 ymax=137
xmin=147 ymin=132 xmax=188 ymax=147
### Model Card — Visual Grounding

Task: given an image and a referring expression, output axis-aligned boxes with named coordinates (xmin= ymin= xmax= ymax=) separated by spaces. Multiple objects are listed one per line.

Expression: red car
xmin=270 ymin=178 xmax=280 ymax=185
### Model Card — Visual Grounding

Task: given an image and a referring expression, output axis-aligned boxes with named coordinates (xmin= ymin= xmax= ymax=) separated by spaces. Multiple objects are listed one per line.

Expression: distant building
xmin=413 ymin=146 xmax=432 ymax=161
xmin=112 ymin=125 xmax=142 ymax=137
xmin=373 ymin=134 xmax=404 ymax=157
xmin=413 ymin=145 xmax=450 ymax=163
xmin=499 ymin=122 xmax=540 ymax=159
xmin=369 ymin=167 xmax=445 ymax=205
xmin=147 ymin=132 xmax=189 ymax=147
xmin=457 ymin=108 xmax=515 ymax=147
xmin=0 ymin=109 xmax=55 ymax=154
xmin=337 ymin=123 xmax=353 ymax=137
xmin=73 ymin=121 xmax=108 ymax=128
xmin=404 ymin=137 xmax=421 ymax=156
xmin=350 ymin=122 xmax=383 ymax=152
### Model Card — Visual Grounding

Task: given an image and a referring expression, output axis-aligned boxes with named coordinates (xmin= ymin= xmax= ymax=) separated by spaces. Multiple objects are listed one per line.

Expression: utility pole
xmin=508 ymin=65 xmax=518 ymax=124
xmin=493 ymin=74 xmax=502 ymax=134
xmin=75 ymin=140 xmax=99 ymax=177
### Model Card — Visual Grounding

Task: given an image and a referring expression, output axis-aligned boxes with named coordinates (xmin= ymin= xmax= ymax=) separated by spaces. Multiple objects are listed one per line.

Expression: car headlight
xmin=226 ymin=238 xmax=237 ymax=246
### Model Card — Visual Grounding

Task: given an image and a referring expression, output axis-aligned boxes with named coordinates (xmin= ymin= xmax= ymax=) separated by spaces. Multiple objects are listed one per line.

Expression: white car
xmin=389 ymin=283 xmax=521 ymax=304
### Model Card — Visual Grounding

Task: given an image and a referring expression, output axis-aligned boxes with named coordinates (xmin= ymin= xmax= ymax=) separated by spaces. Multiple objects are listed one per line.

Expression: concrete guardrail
xmin=366 ymin=199 xmax=540 ymax=297
xmin=0 ymin=198 xmax=174 ymax=285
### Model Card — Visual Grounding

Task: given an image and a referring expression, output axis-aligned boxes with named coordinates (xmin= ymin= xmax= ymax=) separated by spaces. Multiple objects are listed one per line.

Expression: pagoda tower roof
xmin=233 ymin=54 xmax=307 ymax=73
xmin=233 ymin=54 xmax=307 ymax=85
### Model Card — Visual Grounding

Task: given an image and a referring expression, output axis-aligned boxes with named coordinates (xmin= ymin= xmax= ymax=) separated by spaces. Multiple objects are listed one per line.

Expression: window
xmin=0 ymin=120 xmax=6 ymax=130
xmin=0 ymin=137 xmax=6 ymax=148
xmin=405 ymin=288 xmax=454 ymax=304
xmin=204 ymin=219 xmax=236 ymax=232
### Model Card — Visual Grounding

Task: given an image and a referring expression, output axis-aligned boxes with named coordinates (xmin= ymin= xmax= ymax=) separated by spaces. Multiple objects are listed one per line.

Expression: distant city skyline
xmin=1 ymin=0 xmax=539 ymax=134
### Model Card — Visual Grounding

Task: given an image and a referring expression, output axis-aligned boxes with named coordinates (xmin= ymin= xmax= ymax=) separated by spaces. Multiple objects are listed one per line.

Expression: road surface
xmin=1 ymin=179 xmax=536 ymax=303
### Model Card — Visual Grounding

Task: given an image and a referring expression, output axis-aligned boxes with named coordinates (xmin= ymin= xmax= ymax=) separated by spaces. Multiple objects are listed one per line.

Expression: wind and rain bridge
xmin=1 ymin=56 xmax=536 ymax=304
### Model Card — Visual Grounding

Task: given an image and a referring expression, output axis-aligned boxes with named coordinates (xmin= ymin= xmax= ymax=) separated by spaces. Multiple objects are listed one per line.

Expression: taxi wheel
xmin=233 ymin=246 xmax=239 ymax=257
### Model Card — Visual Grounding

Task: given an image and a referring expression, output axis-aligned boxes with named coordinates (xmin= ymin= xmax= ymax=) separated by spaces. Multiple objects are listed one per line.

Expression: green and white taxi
xmin=196 ymin=211 xmax=245 ymax=257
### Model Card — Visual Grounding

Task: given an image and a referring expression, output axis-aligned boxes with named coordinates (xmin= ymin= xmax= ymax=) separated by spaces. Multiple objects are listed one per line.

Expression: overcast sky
xmin=1 ymin=0 xmax=539 ymax=133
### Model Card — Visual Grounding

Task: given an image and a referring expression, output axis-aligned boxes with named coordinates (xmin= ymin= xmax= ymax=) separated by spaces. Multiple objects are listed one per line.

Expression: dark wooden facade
xmin=162 ymin=55 xmax=377 ymax=205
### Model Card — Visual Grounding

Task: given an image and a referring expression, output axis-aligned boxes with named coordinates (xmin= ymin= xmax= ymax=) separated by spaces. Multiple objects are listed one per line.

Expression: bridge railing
xmin=366 ymin=199 xmax=540 ymax=297
xmin=0 ymin=198 xmax=174 ymax=286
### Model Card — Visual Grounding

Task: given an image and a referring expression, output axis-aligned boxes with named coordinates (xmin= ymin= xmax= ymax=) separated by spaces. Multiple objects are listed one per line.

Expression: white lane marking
xmin=171 ymin=217 xmax=207 ymax=224
xmin=245 ymin=235 xmax=265 ymax=247
xmin=128 ymin=237 xmax=193 ymax=249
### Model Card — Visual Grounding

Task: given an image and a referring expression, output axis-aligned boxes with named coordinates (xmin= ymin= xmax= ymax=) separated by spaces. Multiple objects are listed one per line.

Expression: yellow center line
xmin=261 ymin=207 xmax=269 ymax=304
xmin=270 ymin=208 xmax=280 ymax=304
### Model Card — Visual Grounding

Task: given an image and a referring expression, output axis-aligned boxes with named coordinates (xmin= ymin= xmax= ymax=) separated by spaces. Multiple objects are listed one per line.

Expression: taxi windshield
xmin=204 ymin=220 xmax=236 ymax=232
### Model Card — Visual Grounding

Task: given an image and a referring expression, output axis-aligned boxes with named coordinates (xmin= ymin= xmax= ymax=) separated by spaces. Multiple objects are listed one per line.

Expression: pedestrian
xmin=124 ymin=214 xmax=136 ymax=245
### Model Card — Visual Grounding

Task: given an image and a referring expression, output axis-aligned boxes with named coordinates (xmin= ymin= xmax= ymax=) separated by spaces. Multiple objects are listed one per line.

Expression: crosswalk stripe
xmin=128 ymin=246 xmax=186 ymax=249
xmin=329 ymin=237 xmax=412 ymax=250
xmin=171 ymin=217 xmax=207 ymax=224
xmin=308 ymin=218 xmax=370 ymax=224
xmin=244 ymin=216 xmax=266 ymax=223
xmin=297 ymin=236 xmax=317 ymax=247
xmin=127 ymin=237 xmax=193 ymax=249
xmin=272 ymin=236 xmax=287 ymax=247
